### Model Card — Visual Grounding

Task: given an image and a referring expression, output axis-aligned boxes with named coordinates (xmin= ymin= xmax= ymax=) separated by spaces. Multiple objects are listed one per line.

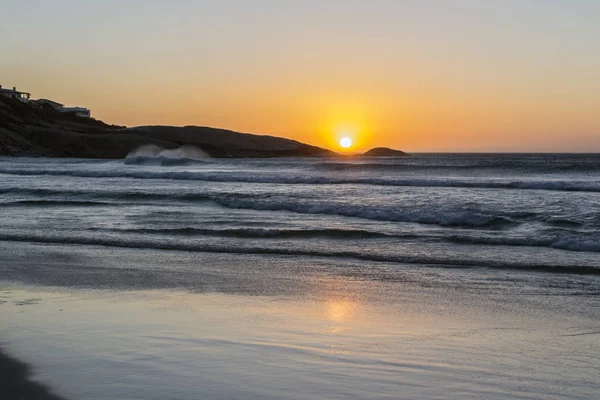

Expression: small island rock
xmin=363 ymin=147 xmax=408 ymax=157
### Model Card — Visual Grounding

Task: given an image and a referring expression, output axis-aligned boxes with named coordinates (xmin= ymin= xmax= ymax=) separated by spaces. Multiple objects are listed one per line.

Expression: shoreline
xmin=2 ymin=280 xmax=599 ymax=400
xmin=0 ymin=348 xmax=67 ymax=400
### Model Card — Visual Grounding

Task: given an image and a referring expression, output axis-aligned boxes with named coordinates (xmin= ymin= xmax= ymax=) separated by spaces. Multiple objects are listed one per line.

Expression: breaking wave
xmin=0 ymin=188 xmax=518 ymax=228
xmin=88 ymin=226 xmax=600 ymax=252
xmin=0 ymin=232 xmax=598 ymax=274
xmin=1 ymin=168 xmax=600 ymax=192
xmin=124 ymin=144 xmax=210 ymax=166
xmin=447 ymin=234 xmax=600 ymax=253
xmin=211 ymin=197 xmax=518 ymax=228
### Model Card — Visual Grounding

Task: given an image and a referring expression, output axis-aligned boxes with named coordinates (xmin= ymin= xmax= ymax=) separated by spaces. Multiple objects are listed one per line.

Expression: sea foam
xmin=124 ymin=144 xmax=210 ymax=165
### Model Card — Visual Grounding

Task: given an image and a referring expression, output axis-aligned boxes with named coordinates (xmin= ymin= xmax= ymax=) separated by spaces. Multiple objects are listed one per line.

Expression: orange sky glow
xmin=1 ymin=1 xmax=598 ymax=152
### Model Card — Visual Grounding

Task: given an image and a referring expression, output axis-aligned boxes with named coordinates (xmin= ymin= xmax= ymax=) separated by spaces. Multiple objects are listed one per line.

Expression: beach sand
xmin=1 ymin=242 xmax=599 ymax=399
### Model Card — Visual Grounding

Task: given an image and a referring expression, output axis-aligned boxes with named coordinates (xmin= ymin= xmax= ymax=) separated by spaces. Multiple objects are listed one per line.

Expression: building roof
xmin=0 ymin=87 xmax=30 ymax=96
xmin=62 ymin=106 xmax=89 ymax=111
xmin=36 ymin=98 xmax=64 ymax=107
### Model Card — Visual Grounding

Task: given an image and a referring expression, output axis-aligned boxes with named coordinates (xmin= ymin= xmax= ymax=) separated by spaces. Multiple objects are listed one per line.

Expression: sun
xmin=340 ymin=137 xmax=353 ymax=149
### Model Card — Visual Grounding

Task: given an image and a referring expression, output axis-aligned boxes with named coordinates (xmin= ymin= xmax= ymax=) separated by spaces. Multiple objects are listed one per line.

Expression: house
xmin=35 ymin=98 xmax=64 ymax=110
xmin=60 ymin=106 xmax=91 ymax=118
xmin=0 ymin=85 xmax=31 ymax=102
xmin=2 ymin=85 xmax=91 ymax=118
xmin=34 ymin=98 xmax=91 ymax=118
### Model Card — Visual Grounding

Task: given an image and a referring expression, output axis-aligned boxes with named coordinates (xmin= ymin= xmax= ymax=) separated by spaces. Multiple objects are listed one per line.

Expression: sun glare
xmin=340 ymin=137 xmax=353 ymax=149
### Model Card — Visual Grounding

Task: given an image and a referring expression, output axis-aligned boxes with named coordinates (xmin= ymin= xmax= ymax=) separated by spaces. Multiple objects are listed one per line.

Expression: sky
xmin=1 ymin=0 xmax=599 ymax=152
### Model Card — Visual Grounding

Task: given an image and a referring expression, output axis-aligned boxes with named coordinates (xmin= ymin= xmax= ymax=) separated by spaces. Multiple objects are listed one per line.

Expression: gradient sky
xmin=1 ymin=0 xmax=599 ymax=152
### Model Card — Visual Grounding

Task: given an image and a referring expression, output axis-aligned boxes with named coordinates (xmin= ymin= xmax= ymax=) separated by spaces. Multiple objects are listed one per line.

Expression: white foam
xmin=125 ymin=144 xmax=210 ymax=165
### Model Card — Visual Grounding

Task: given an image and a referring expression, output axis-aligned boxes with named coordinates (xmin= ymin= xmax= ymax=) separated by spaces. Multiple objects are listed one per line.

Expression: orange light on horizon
xmin=330 ymin=124 xmax=369 ymax=153
xmin=339 ymin=137 xmax=353 ymax=149
xmin=311 ymin=95 xmax=380 ymax=152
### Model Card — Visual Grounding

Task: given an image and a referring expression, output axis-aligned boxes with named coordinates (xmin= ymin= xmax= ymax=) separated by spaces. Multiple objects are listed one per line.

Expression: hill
xmin=0 ymin=96 xmax=335 ymax=158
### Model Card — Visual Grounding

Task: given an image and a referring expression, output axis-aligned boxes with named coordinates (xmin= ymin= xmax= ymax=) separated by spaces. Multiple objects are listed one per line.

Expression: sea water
xmin=1 ymin=154 xmax=599 ymax=399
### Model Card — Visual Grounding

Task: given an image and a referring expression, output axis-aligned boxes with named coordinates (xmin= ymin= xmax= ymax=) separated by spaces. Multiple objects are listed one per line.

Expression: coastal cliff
xmin=0 ymin=96 xmax=334 ymax=158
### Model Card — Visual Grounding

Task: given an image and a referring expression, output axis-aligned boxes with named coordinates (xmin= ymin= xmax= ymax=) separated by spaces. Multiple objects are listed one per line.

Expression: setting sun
xmin=340 ymin=137 xmax=353 ymax=149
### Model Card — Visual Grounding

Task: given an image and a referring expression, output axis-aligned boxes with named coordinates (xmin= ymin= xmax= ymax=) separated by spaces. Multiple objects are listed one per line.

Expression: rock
xmin=363 ymin=147 xmax=408 ymax=157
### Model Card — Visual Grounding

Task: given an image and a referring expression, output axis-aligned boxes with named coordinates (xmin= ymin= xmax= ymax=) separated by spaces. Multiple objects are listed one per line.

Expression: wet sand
xmin=0 ymin=348 xmax=68 ymax=400
xmin=1 ymin=242 xmax=599 ymax=399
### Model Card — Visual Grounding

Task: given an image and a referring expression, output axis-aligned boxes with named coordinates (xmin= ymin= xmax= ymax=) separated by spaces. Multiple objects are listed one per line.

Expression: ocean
xmin=1 ymin=153 xmax=599 ymax=399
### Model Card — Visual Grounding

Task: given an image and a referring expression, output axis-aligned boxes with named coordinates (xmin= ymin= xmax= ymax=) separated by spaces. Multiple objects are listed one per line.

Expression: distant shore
xmin=0 ymin=348 xmax=67 ymax=400
xmin=0 ymin=95 xmax=334 ymax=159
xmin=0 ymin=96 xmax=410 ymax=159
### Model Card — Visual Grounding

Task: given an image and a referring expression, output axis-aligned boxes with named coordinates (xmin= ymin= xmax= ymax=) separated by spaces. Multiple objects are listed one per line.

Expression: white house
xmin=0 ymin=85 xmax=31 ymax=102
xmin=35 ymin=98 xmax=64 ymax=110
xmin=2 ymin=85 xmax=91 ymax=118
xmin=60 ymin=106 xmax=91 ymax=118
xmin=34 ymin=98 xmax=91 ymax=118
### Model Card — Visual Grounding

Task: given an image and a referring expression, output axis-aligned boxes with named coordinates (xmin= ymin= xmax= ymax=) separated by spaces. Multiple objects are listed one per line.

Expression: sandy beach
xmin=2 ymin=239 xmax=599 ymax=399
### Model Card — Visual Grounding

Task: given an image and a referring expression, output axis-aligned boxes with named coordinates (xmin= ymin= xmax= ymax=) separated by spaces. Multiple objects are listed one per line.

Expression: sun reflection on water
xmin=325 ymin=299 xmax=359 ymax=323
xmin=320 ymin=297 xmax=363 ymax=354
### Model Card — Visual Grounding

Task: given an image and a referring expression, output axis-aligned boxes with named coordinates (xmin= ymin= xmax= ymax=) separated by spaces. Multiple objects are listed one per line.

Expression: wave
xmin=182 ymin=154 xmax=600 ymax=174
xmin=125 ymin=144 xmax=210 ymax=166
xmin=0 ymin=199 xmax=119 ymax=207
xmin=0 ymin=232 xmax=598 ymax=275
xmin=2 ymin=191 xmax=595 ymax=251
xmin=304 ymin=158 xmax=600 ymax=174
xmin=91 ymin=226 xmax=600 ymax=253
xmin=212 ymin=197 xmax=518 ymax=228
xmin=2 ymin=218 xmax=598 ymax=252
xmin=90 ymin=227 xmax=403 ymax=239
xmin=0 ymin=187 xmax=213 ymax=203
xmin=3 ymin=187 xmax=595 ymax=230
xmin=90 ymin=227 xmax=600 ymax=252
xmin=448 ymin=234 xmax=600 ymax=253
xmin=124 ymin=156 xmax=206 ymax=166
xmin=0 ymin=189 xmax=517 ymax=228
xmin=1 ymin=168 xmax=599 ymax=192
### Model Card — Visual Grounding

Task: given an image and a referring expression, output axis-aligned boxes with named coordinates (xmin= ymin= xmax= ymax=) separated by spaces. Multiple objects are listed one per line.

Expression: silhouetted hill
xmin=363 ymin=147 xmax=408 ymax=156
xmin=0 ymin=96 xmax=335 ymax=158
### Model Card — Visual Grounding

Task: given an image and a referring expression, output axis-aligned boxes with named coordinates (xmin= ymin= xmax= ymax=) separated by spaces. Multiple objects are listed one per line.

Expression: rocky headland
xmin=0 ymin=96 xmax=335 ymax=158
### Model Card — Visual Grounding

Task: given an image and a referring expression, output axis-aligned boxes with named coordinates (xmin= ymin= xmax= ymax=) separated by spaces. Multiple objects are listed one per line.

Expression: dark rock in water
xmin=363 ymin=147 xmax=408 ymax=157
xmin=0 ymin=96 xmax=336 ymax=158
